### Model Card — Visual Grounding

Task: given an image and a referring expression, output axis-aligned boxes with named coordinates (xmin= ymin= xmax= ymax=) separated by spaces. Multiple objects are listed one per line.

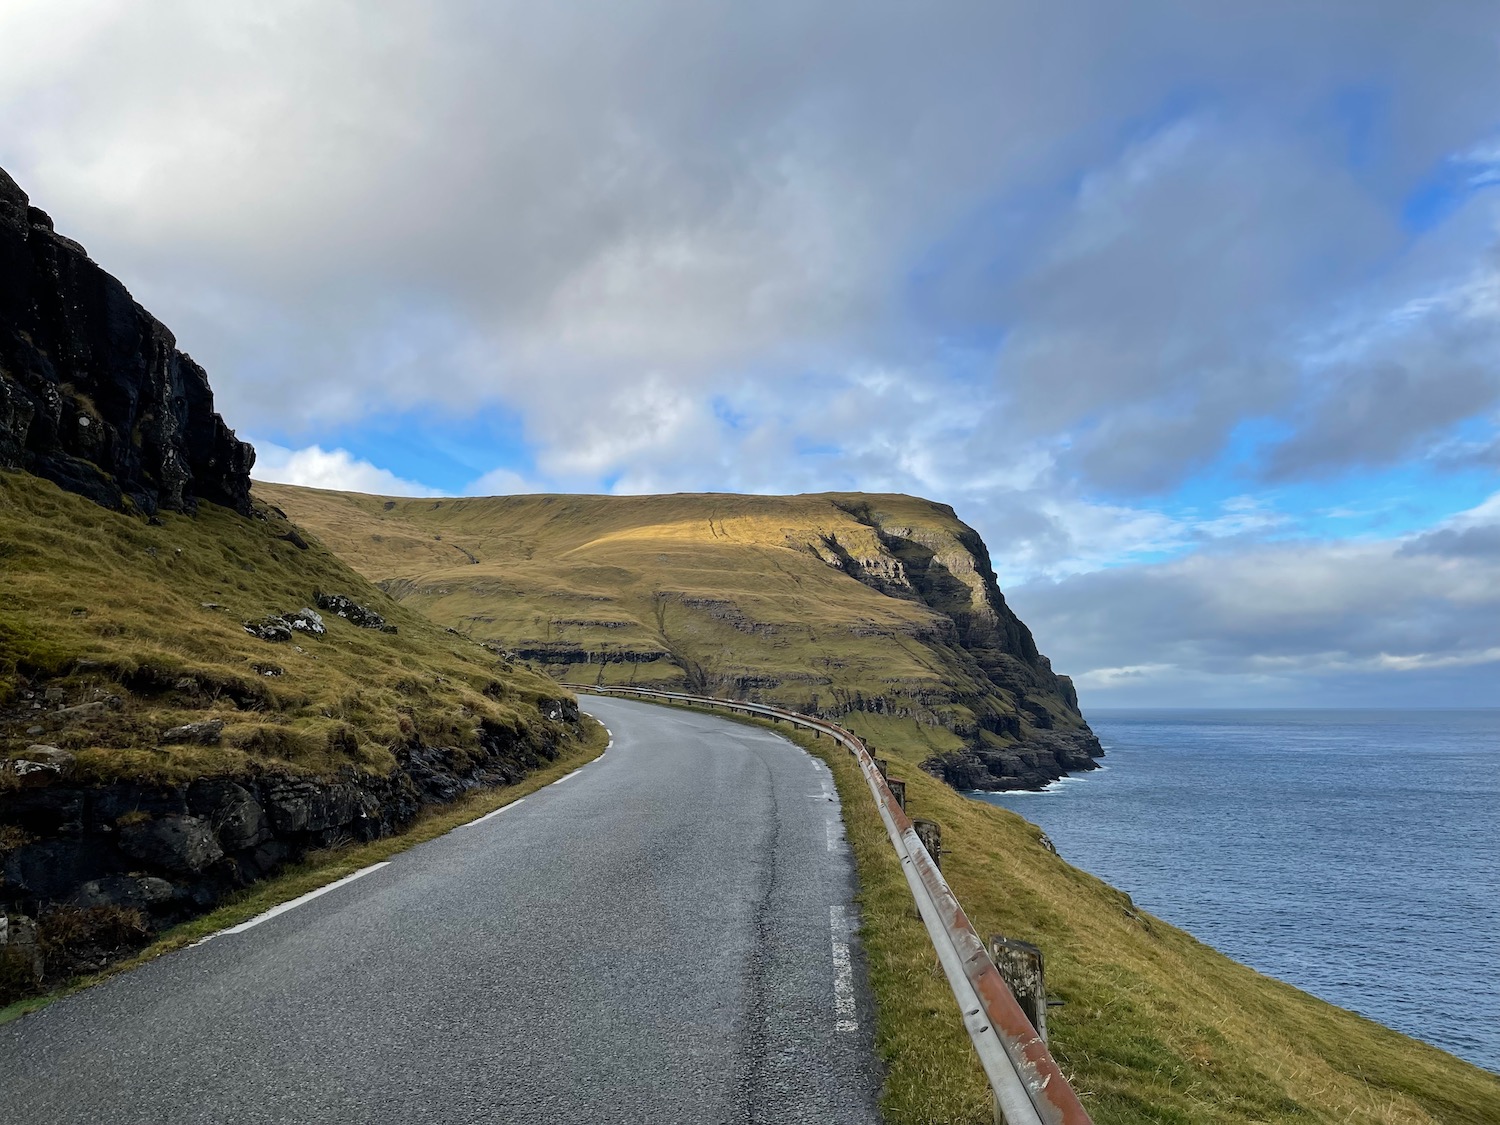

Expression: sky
xmin=2 ymin=1 xmax=1498 ymax=708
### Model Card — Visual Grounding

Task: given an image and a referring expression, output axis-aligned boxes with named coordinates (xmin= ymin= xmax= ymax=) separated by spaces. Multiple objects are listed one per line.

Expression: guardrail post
xmin=875 ymin=757 xmax=888 ymax=779
xmin=0 ymin=914 xmax=42 ymax=992
xmin=913 ymin=818 xmax=941 ymax=869
xmin=886 ymin=777 xmax=906 ymax=811
xmin=988 ymin=936 xmax=1047 ymax=1043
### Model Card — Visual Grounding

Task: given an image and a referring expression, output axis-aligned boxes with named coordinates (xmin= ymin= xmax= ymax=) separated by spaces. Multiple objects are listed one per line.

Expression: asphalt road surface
xmin=0 ymin=696 xmax=883 ymax=1125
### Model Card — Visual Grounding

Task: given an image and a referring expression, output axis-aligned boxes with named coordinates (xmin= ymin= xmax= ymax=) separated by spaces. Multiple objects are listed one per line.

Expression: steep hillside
xmin=256 ymin=486 xmax=1101 ymax=791
xmin=0 ymin=472 xmax=586 ymax=996
xmin=0 ymin=167 xmax=588 ymax=1001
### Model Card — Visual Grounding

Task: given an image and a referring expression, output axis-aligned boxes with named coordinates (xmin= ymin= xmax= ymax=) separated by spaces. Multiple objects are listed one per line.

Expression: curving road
xmin=0 ymin=696 xmax=883 ymax=1125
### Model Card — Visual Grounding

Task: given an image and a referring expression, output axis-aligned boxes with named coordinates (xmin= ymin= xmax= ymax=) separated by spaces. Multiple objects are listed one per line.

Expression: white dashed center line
xmin=829 ymin=904 xmax=858 ymax=1032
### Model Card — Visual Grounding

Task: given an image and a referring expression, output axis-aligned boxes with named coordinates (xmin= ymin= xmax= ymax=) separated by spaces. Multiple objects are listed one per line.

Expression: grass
xmin=0 ymin=471 xmax=573 ymax=783
xmin=13 ymin=473 xmax=1497 ymax=1122
xmin=255 ymin=484 xmax=1088 ymax=752
xmin=0 ymin=711 xmax=608 ymax=1026
xmin=642 ymin=698 xmax=1500 ymax=1125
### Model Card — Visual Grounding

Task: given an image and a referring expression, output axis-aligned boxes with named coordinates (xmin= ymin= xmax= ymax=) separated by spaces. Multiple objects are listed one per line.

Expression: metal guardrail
xmin=580 ymin=685 xmax=1093 ymax=1125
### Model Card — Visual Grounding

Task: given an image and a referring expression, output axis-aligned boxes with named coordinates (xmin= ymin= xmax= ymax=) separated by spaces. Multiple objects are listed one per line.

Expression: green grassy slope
xmin=0 ymin=470 xmax=578 ymax=787
xmin=807 ymin=717 xmax=1500 ymax=1125
xmin=606 ymin=700 xmax=1500 ymax=1125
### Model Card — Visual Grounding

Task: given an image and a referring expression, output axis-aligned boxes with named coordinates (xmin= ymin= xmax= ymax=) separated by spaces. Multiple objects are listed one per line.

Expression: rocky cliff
xmin=819 ymin=497 xmax=1103 ymax=790
xmin=0 ymin=165 xmax=254 ymax=516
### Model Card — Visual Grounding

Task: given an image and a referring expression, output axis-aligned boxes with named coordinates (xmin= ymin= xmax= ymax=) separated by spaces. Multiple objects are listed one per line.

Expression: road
xmin=0 ymin=696 xmax=883 ymax=1125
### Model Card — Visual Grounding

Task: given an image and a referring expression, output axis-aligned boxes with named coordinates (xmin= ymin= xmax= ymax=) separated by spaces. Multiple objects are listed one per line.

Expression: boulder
xmin=0 ymin=786 xmax=85 ymax=835
xmin=91 ymin=785 xmax=188 ymax=829
xmin=187 ymin=779 xmax=270 ymax=850
xmin=244 ymin=608 xmax=325 ymax=642
xmin=243 ymin=616 xmax=293 ymax=642
xmin=289 ymin=608 xmax=325 ymax=635
xmin=237 ymin=840 xmax=291 ymax=880
xmin=119 ymin=815 xmax=224 ymax=875
xmin=69 ymin=874 xmax=178 ymax=912
xmin=7 ymin=745 xmax=76 ymax=778
xmin=160 ymin=719 xmax=225 ymax=746
xmin=262 ymin=779 xmax=361 ymax=835
xmin=314 ymin=593 xmax=397 ymax=633
xmin=3 ymin=839 xmax=122 ymax=899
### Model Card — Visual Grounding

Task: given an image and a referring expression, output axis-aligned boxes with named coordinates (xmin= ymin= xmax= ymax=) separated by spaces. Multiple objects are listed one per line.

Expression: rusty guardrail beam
xmin=578 ymin=685 xmax=1093 ymax=1125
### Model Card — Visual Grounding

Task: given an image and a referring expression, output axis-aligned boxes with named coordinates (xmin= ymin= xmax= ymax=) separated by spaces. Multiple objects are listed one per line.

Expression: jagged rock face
xmin=0 ymin=165 xmax=254 ymax=515
xmin=825 ymin=498 xmax=1103 ymax=790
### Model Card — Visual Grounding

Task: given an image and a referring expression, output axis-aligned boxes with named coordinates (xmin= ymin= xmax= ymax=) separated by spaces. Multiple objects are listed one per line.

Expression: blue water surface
xmin=974 ymin=709 xmax=1500 ymax=1073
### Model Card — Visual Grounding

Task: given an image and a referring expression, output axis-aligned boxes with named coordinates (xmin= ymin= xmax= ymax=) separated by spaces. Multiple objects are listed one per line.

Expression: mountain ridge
xmin=256 ymin=484 xmax=1103 ymax=791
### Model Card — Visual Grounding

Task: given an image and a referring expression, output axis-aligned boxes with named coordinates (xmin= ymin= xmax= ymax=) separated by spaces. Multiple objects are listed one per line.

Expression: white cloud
xmin=463 ymin=467 xmax=544 ymax=497
xmin=250 ymin=442 xmax=436 ymax=497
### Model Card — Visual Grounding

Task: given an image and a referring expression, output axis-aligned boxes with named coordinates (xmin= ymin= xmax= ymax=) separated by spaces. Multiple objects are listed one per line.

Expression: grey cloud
xmin=1399 ymin=523 xmax=1500 ymax=559
xmin=5 ymin=1 xmax=1500 ymax=483
xmin=1264 ymin=360 xmax=1500 ymax=481
xmin=1006 ymin=519 xmax=1500 ymax=706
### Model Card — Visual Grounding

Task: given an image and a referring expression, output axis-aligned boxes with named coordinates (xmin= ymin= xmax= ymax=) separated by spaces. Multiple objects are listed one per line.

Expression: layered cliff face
xmin=0 ymin=166 xmax=254 ymax=516
xmin=818 ymin=497 xmax=1103 ymax=790
xmin=258 ymin=486 xmax=1103 ymax=790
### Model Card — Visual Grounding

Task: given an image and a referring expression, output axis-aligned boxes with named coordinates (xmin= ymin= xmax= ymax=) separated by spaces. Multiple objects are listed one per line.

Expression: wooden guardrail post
xmin=913 ymin=818 xmax=941 ymax=869
xmin=988 ymin=936 xmax=1047 ymax=1043
xmin=886 ymin=777 xmax=906 ymax=811
xmin=0 ymin=914 xmax=41 ymax=993
xmin=875 ymin=756 xmax=888 ymax=778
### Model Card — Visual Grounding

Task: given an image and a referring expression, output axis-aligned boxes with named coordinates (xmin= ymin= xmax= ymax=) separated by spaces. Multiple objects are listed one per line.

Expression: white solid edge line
xmin=195 ymin=861 xmax=392 ymax=945
xmin=456 ymin=797 xmax=526 ymax=829
xmin=552 ymin=769 xmax=584 ymax=784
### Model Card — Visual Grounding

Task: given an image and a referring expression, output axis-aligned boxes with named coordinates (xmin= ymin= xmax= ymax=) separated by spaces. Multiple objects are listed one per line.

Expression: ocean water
xmin=974 ymin=709 xmax=1500 ymax=1074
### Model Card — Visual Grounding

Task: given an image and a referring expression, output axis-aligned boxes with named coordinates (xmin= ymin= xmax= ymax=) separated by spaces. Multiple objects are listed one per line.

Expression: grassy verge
xmin=638 ymin=699 xmax=1500 ymax=1125
xmin=0 ymin=714 xmax=609 ymax=1027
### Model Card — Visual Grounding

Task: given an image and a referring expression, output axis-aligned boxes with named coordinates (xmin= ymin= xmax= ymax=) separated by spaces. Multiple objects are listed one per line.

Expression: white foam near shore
xmin=971 ymin=765 xmax=1109 ymax=798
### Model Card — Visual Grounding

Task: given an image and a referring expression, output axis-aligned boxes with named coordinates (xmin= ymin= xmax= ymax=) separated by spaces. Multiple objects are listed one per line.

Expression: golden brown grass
xmin=0 ymin=471 xmax=572 ymax=781
xmin=254 ymin=483 xmax=1087 ymax=739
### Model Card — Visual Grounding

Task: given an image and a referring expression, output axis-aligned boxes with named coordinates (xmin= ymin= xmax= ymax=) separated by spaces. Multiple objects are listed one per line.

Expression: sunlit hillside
xmin=256 ymin=485 xmax=1099 ymax=790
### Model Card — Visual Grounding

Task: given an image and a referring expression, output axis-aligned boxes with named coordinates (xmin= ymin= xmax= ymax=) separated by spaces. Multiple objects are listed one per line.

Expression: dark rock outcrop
xmin=0 ymin=165 xmax=254 ymax=515
xmin=0 ymin=697 xmax=582 ymax=995
xmin=315 ymin=592 xmax=398 ymax=633
xmin=243 ymin=609 xmax=326 ymax=642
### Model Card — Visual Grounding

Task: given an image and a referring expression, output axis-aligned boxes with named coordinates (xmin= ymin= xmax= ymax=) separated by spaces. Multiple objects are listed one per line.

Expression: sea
xmin=974 ymin=709 xmax=1500 ymax=1074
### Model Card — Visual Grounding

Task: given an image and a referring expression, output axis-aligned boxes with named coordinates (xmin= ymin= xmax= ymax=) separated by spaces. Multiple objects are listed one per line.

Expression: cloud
xmin=463 ymin=467 xmax=544 ymax=497
xmin=1008 ymin=490 xmax=1500 ymax=706
xmin=4 ymin=1 xmax=1500 ymax=497
xmin=250 ymin=442 xmax=437 ymax=497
